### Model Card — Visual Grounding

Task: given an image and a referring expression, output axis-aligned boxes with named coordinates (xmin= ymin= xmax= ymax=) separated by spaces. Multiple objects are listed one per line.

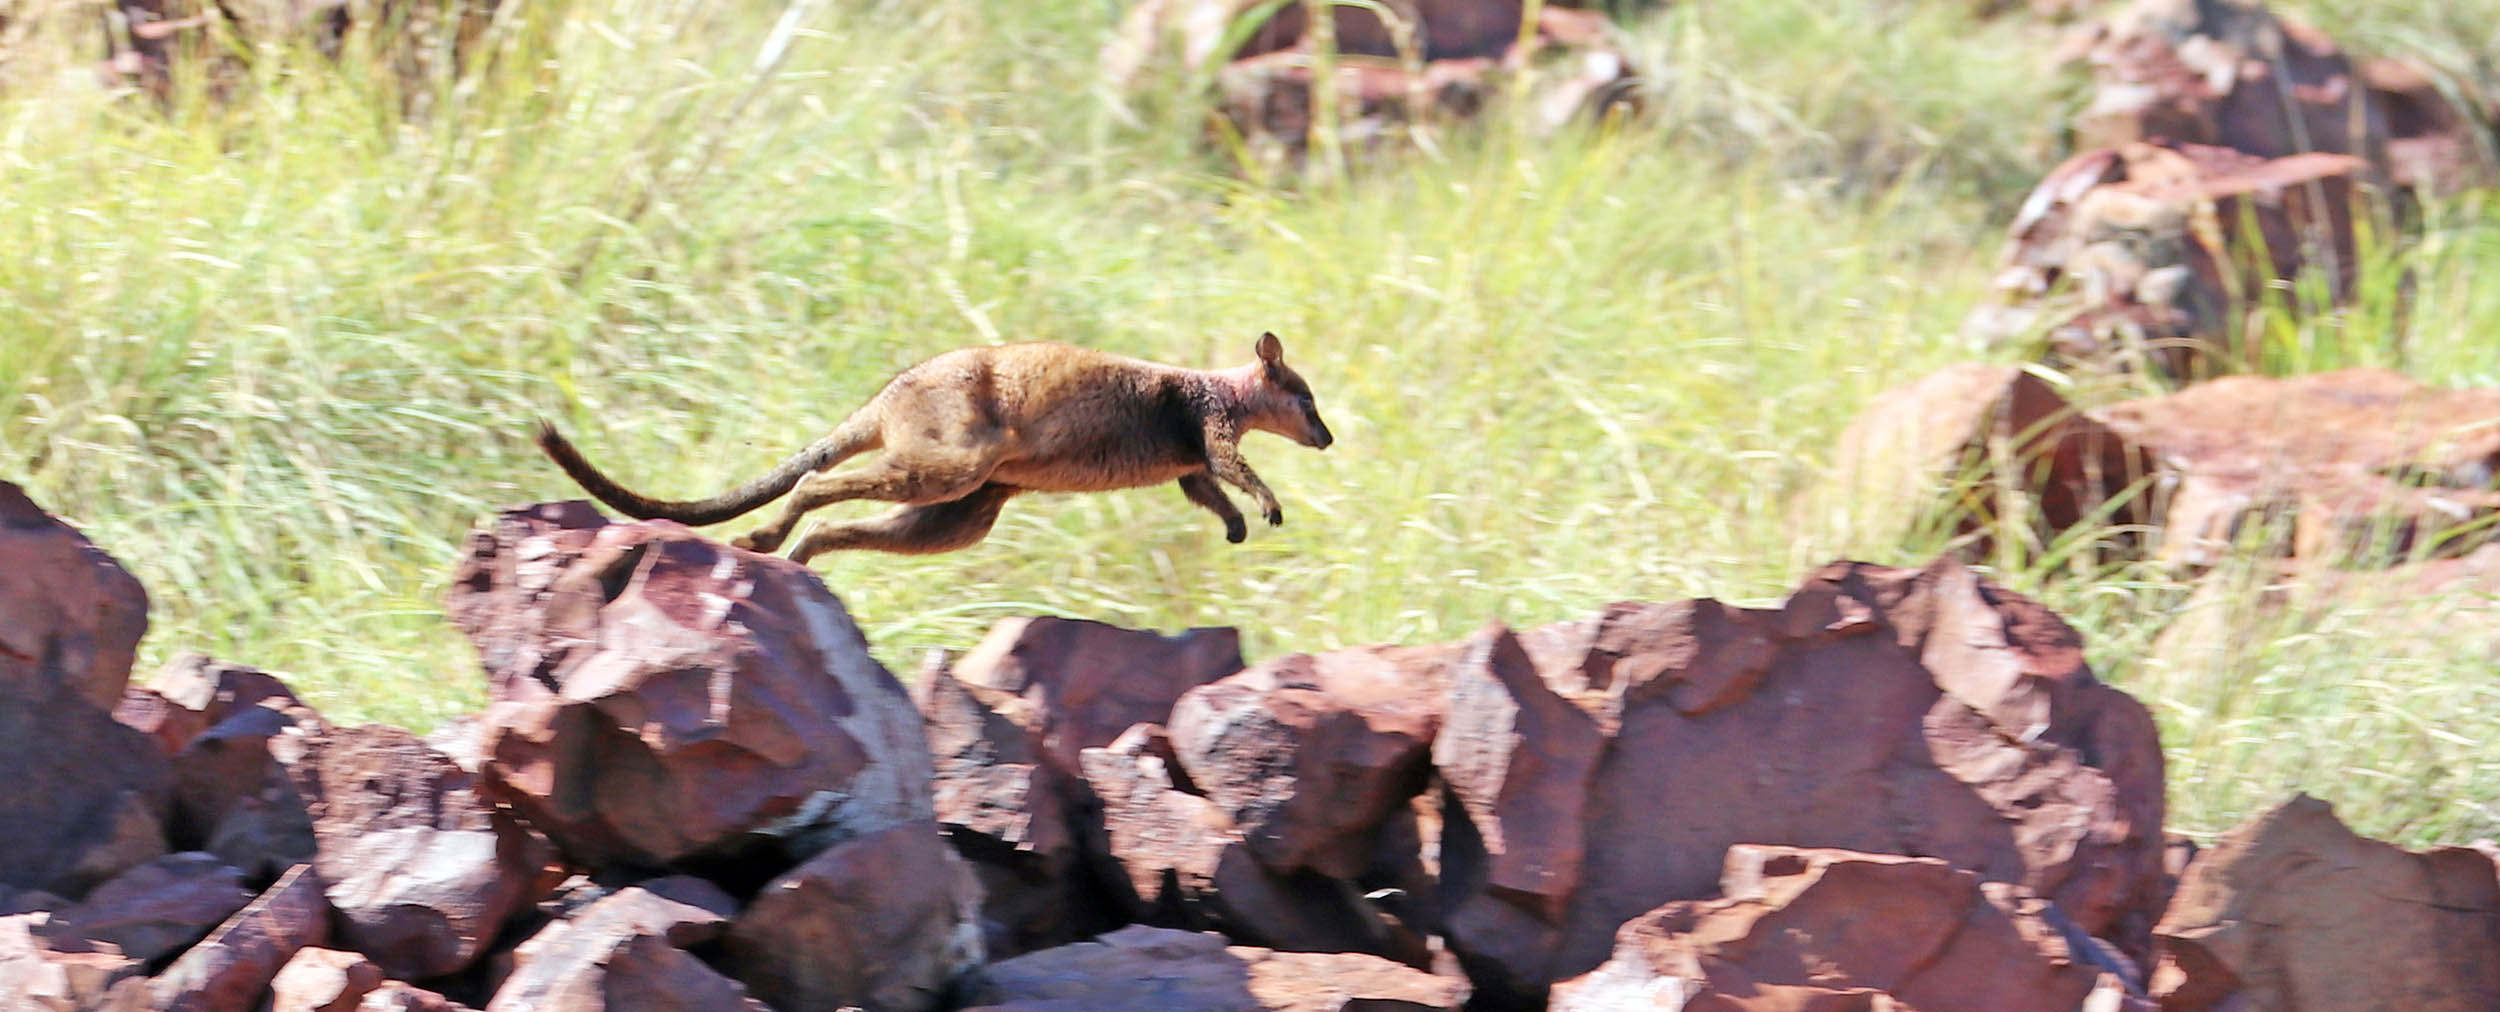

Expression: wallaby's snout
xmin=1306 ymin=416 xmax=1334 ymax=451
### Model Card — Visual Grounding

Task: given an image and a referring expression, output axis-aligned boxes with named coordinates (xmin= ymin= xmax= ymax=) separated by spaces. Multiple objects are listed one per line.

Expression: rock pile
xmin=6 ymin=479 xmax=2496 ymax=1010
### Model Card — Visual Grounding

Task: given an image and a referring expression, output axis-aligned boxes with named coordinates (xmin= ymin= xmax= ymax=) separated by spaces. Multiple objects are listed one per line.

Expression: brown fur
xmin=534 ymin=333 xmax=1334 ymax=561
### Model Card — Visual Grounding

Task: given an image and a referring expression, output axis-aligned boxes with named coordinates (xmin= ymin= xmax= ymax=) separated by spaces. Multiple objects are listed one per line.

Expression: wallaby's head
xmin=1247 ymin=331 xmax=1333 ymax=451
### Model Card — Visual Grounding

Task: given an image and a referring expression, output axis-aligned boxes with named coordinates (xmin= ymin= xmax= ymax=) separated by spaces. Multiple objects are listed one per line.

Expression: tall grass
xmin=2 ymin=0 xmax=2497 ymax=844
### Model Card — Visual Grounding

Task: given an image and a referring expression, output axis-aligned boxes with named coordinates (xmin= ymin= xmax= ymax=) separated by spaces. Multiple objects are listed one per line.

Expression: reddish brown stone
xmin=0 ymin=912 xmax=150 ymax=1011
xmin=0 ymin=481 xmax=149 ymax=712
xmin=268 ymin=947 xmax=386 ymax=1012
xmin=721 ymin=819 xmax=984 ymax=1012
xmin=942 ymin=616 xmax=1243 ymax=774
xmin=0 ymin=683 xmax=171 ymax=896
xmin=167 ymin=696 xmax=324 ymax=882
xmin=1552 ymin=847 xmax=2113 ymax=1012
xmin=359 ymin=980 xmax=479 ymax=1010
xmin=2151 ymin=794 xmax=2500 ymax=1011
xmin=959 ymin=924 xmax=1468 ymax=1012
xmin=1167 ymin=643 xmax=1450 ymax=880
xmin=289 ymin=724 xmax=551 ymax=980
xmin=488 ymin=877 xmax=760 ymax=1012
xmin=39 ymin=851 xmax=252 ymax=963
xmin=153 ymin=863 xmax=331 ymax=1012
xmin=448 ymin=503 xmax=934 ymax=869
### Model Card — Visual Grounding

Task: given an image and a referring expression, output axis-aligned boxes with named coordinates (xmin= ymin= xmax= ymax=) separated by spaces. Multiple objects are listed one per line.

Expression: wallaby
xmin=535 ymin=332 xmax=1334 ymax=561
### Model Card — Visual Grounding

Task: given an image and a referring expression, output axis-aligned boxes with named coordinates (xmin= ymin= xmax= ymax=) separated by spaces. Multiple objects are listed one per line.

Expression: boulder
xmin=2094 ymin=369 xmax=2500 ymax=566
xmin=0 ymin=481 xmax=149 ymax=711
xmin=720 ymin=819 xmax=985 ymax=1012
xmin=940 ymin=616 xmax=1242 ymax=774
xmin=2150 ymin=793 xmax=2500 ymax=1010
xmin=0 ymin=912 xmax=151 ymax=1012
xmin=38 ymin=851 xmax=253 ymax=963
xmin=0 ymin=683 xmax=172 ymax=896
xmin=1964 ymin=141 xmax=2369 ymax=377
xmin=2073 ymin=0 xmax=2496 ymax=194
xmin=360 ymin=981 xmax=479 ymax=1011
xmin=447 ymin=502 xmax=933 ymax=869
xmin=1167 ymin=643 xmax=1450 ymax=880
xmin=268 ymin=947 xmax=386 ymax=1012
xmin=166 ymin=694 xmax=324 ymax=882
xmin=1439 ymin=560 xmax=2166 ymax=993
xmin=1829 ymin=363 xmax=2156 ymax=561
xmin=920 ymin=657 xmax=1118 ymax=957
xmin=153 ymin=863 xmax=331 ymax=1012
xmin=487 ymin=876 xmax=763 ymax=1012
xmin=1549 ymin=846 xmax=2119 ymax=1012
xmin=287 ymin=723 xmax=551 ymax=981
xmin=959 ymin=924 xmax=1468 ymax=1012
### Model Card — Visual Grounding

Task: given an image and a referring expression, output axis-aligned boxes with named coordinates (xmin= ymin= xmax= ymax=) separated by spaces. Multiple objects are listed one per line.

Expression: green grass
xmin=3 ymin=0 xmax=2497 ymax=846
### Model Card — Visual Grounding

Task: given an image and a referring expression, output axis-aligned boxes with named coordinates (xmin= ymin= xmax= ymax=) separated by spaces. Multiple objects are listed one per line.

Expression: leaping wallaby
xmin=534 ymin=333 xmax=1334 ymax=561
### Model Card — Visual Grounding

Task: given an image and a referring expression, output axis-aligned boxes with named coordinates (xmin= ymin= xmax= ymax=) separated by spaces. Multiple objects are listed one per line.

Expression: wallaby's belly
xmin=988 ymin=450 xmax=1199 ymax=492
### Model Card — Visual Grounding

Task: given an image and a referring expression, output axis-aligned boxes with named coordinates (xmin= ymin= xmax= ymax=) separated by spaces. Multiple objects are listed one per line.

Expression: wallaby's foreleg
xmin=733 ymin=454 xmax=998 ymax=553
xmin=1201 ymin=420 xmax=1284 ymax=527
xmin=787 ymin=482 xmax=1020 ymax=560
xmin=1177 ymin=471 xmax=1248 ymax=544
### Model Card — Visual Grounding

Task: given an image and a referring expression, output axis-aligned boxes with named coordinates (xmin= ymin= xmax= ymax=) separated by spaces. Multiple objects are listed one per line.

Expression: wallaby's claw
xmin=1264 ymin=507 xmax=1284 ymax=527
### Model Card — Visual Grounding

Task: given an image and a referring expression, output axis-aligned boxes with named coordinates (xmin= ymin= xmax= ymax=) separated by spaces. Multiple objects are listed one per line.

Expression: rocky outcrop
xmin=1550 ymin=846 xmax=2131 ymax=1012
xmin=151 ymin=864 xmax=331 ymax=1012
xmin=2151 ymin=794 xmax=2500 ymax=1010
xmin=487 ymin=876 xmax=765 ymax=1012
xmin=0 ymin=481 xmax=149 ymax=711
xmin=942 ymin=616 xmax=1243 ymax=773
xmin=267 ymin=947 xmax=386 ymax=1012
xmin=1965 ymin=141 xmax=2368 ymax=376
xmin=721 ymin=819 xmax=985 ymax=1012
xmin=36 ymin=852 xmax=252 ymax=964
xmin=959 ymin=924 xmax=1468 ymax=1012
xmin=447 ymin=501 xmax=934 ymax=869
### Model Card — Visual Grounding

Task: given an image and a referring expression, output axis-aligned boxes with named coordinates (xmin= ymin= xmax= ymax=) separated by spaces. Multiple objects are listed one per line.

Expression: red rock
xmin=359 ymin=980 xmax=479 ymax=1011
xmin=1550 ymin=847 xmax=2110 ymax=1012
xmin=959 ymin=923 xmax=1468 ymax=1011
xmin=1076 ymin=725 xmax=1387 ymax=954
xmin=721 ymin=819 xmax=984 ymax=1012
xmin=0 ymin=683 xmax=172 ymax=896
xmin=942 ymin=616 xmax=1243 ymax=774
xmin=288 ymin=724 xmax=552 ymax=980
xmin=1831 ymin=363 xmax=2158 ymax=559
xmin=167 ymin=696 xmax=323 ymax=882
xmin=0 ymin=481 xmax=149 ymax=712
xmin=269 ymin=947 xmax=386 ymax=1012
xmin=153 ymin=863 xmax=331 ymax=1012
xmin=39 ymin=851 xmax=253 ymax=963
xmin=448 ymin=503 xmax=935 ymax=869
xmin=488 ymin=876 xmax=761 ymax=1012
xmin=1965 ymin=141 xmax=2368 ymax=376
xmin=0 ymin=912 xmax=150 ymax=1011
xmin=147 ymin=653 xmax=306 ymax=727
xmin=1167 ymin=644 xmax=1450 ymax=880
xmin=2151 ymin=793 xmax=2500 ymax=1010
xmin=1430 ymin=622 xmax=1604 ymax=998
xmin=114 ymin=687 xmax=210 ymax=757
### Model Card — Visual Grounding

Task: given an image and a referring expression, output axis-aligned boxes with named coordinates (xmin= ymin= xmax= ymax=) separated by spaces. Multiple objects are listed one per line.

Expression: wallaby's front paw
xmin=1264 ymin=506 xmax=1284 ymax=527
xmin=1225 ymin=517 xmax=1248 ymax=543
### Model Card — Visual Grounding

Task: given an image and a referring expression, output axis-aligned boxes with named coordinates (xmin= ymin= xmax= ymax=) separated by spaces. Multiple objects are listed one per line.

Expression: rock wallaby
xmin=534 ymin=333 xmax=1334 ymax=561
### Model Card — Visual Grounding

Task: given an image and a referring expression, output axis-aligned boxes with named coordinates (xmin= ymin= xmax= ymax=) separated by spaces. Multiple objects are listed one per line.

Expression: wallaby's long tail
xmin=533 ymin=417 xmax=875 ymax=526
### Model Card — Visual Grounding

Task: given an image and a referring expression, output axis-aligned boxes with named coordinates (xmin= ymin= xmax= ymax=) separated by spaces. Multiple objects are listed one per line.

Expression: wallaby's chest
xmin=987 ymin=384 xmax=1210 ymax=492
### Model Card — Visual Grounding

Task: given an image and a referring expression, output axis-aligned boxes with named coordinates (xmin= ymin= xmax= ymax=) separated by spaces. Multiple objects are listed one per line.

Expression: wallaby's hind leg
xmin=1177 ymin=471 xmax=1248 ymax=543
xmin=788 ymin=482 xmax=1020 ymax=560
xmin=733 ymin=450 xmax=1001 ymax=553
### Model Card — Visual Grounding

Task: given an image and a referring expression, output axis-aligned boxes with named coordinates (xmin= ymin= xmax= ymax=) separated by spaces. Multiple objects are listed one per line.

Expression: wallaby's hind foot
xmin=788 ymin=482 xmax=1021 ymax=561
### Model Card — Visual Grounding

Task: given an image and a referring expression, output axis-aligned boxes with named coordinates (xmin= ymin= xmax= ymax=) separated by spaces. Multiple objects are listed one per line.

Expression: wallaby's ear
xmin=1255 ymin=331 xmax=1283 ymax=363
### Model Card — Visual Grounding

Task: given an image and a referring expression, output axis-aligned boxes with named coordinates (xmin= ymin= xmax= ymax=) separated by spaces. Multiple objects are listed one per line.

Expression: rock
xmin=1077 ymin=725 xmax=1388 ymax=954
xmin=289 ymin=723 xmax=551 ymax=981
xmin=1167 ymin=644 xmax=1449 ymax=880
xmin=114 ymin=688 xmax=210 ymax=757
xmin=166 ymin=694 xmax=324 ymax=882
xmin=721 ymin=819 xmax=984 ymax=1012
xmin=959 ymin=923 xmax=1468 ymax=1011
xmin=1549 ymin=846 xmax=2112 ymax=1012
xmin=360 ymin=981 xmax=479 ymax=1011
xmin=488 ymin=876 xmax=762 ymax=1012
xmin=1964 ymin=141 xmax=2368 ymax=377
xmin=153 ymin=863 xmax=331 ymax=1012
xmin=147 ymin=652 xmax=306 ymax=726
xmin=2094 ymin=369 xmax=2500 ymax=566
xmin=2073 ymin=0 xmax=2496 ymax=194
xmin=0 ymin=683 xmax=172 ymax=896
xmin=1429 ymin=622 xmax=1603 ymax=998
xmin=920 ymin=658 xmax=1118 ymax=957
xmin=1830 ymin=363 xmax=2157 ymax=561
xmin=0 ymin=912 xmax=150 ymax=1011
xmin=0 ymin=481 xmax=149 ymax=712
xmin=941 ymin=616 xmax=1243 ymax=774
xmin=269 ymin=947 xmax=386 ymax=1012
xmin=1436 ymin=560 xmax=2167 ymax=993
xmin=2150 ymin=793 xmax=2500 ymax=1010
xmin=39 ymin=852 xmax=253 ymax=963
xmin=448 ymin=502 xmax=933 ymax=869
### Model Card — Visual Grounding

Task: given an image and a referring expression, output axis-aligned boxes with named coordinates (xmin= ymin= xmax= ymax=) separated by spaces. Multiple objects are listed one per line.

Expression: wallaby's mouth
xmin=1308 ymin=428 xmax=1334 ymax=450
